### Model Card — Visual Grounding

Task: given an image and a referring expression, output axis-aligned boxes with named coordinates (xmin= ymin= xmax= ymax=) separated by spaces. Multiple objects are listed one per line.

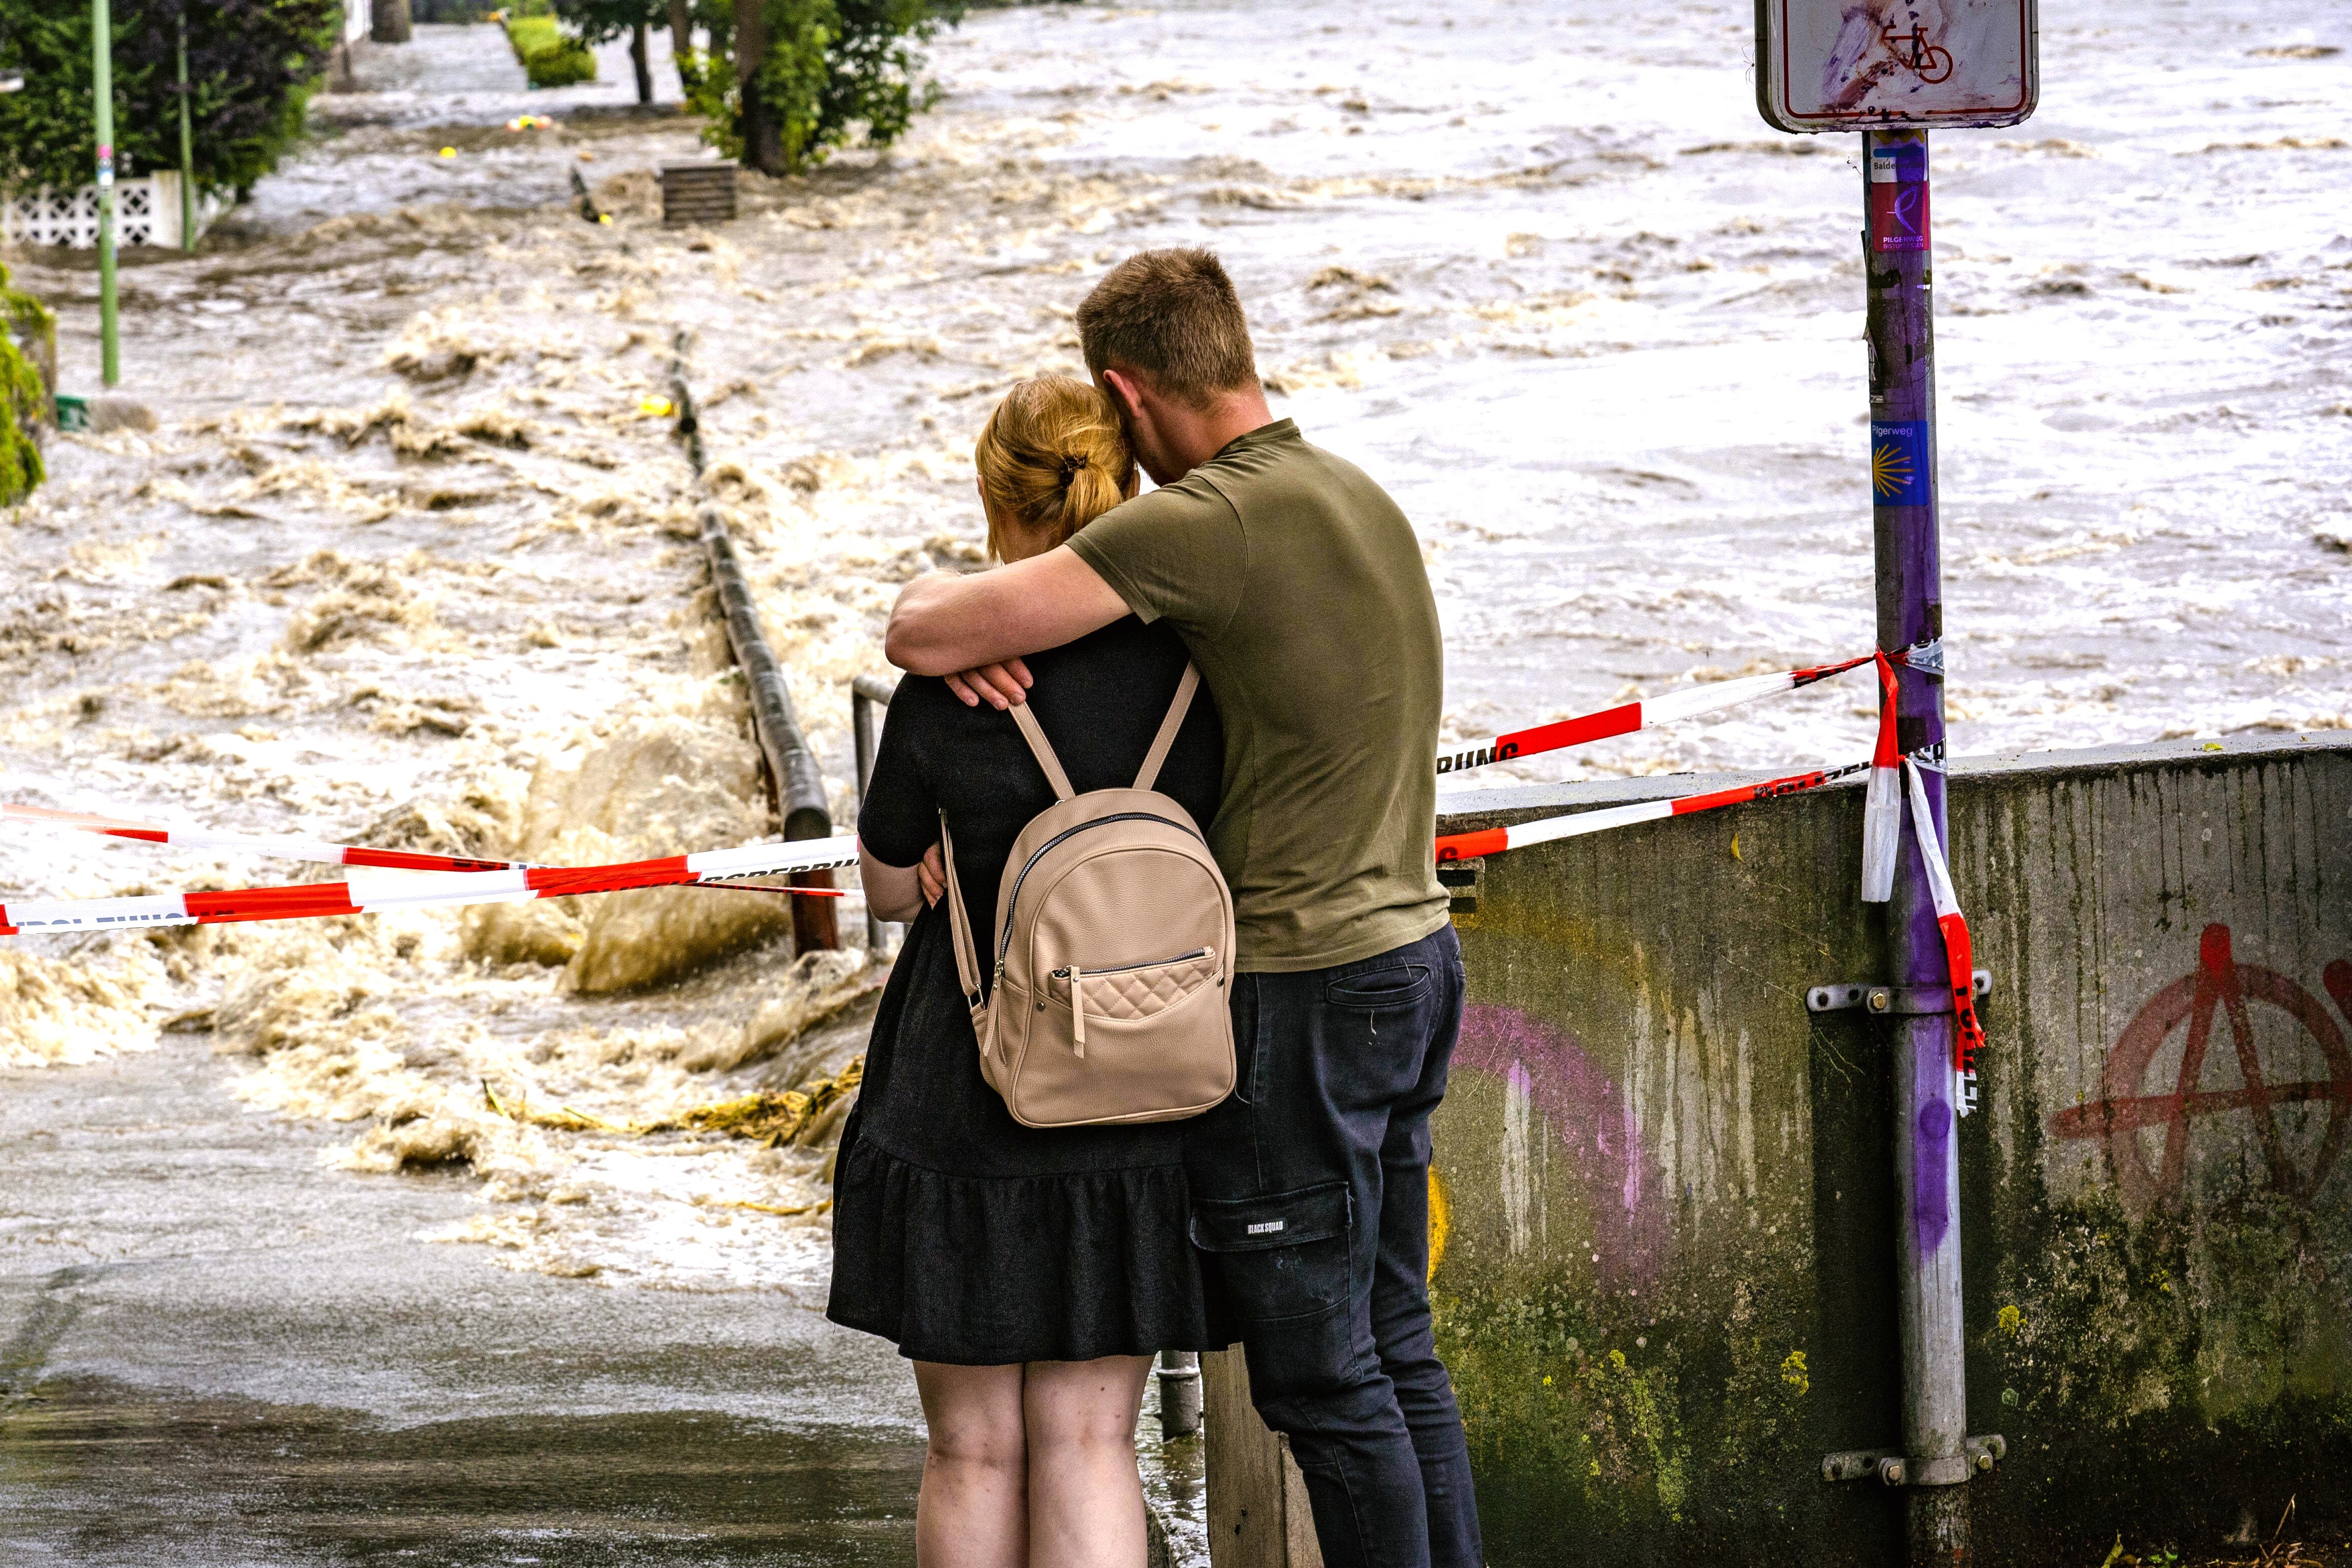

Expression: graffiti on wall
xmin=1449 ymin=1004 xmax=1673 ymax=1286
xmin=2049 ymin=924 xmax=2352 ymax=1217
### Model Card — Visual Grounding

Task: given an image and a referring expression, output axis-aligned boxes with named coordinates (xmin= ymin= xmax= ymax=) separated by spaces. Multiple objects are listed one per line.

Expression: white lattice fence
xmin=2 ymin=173 xmax=223 ymax=250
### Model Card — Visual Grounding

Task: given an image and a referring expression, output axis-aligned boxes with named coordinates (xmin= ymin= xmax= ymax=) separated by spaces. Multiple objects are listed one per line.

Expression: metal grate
xmin=661 ymin=163 xmax=737 ymax=228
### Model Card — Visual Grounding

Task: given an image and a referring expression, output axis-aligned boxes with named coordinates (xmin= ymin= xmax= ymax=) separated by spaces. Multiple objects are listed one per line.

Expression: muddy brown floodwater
xmin=2 ymin=1 xmax=2346 ymax=1562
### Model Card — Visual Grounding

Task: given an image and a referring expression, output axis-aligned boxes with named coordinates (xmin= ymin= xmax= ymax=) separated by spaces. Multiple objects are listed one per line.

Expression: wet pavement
xmin=0 ymin=1034 xmax=931 ymax=1565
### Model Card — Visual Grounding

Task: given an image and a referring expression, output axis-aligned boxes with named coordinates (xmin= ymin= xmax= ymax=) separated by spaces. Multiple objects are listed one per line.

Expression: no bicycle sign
xmin=1756 ymin=0 xmax=2040 ymax=132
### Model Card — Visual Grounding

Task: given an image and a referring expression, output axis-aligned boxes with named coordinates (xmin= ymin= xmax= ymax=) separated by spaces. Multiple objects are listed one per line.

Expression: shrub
xmin=504 ymin=12 xmax=598 ymax=88
xmin=688 ymin=0 xmax=961 ymax=174
xmin=0 ymin=259 xmax=51 ymax=505
xmin=0 ymin=0 xmax=340 ymax=200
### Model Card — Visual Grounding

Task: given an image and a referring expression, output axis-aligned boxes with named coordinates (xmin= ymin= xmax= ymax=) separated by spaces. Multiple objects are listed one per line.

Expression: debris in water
xmin=480 ymin=1055 xmax=863 ymax=1147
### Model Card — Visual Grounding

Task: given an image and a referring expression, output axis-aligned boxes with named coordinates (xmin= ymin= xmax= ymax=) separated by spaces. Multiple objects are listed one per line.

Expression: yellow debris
xmin=638 ymin=396 xmax=674 ymax=418
xmin=439 ymin=147 xmax=457 ymax=159
xmin=481 ymin=1057 xmax=864 ymax=1149
xmin=478 ymin=1080 xmax=625 ymax=1132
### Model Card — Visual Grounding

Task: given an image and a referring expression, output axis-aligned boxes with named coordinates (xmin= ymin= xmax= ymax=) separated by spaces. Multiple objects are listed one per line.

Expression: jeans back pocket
xmin=1323 ymin=962 xmax=1431 ymax=1012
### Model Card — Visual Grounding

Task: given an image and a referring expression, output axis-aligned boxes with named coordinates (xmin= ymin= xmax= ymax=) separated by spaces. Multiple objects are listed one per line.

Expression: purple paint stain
xmin=1454 ymin=1004 xmax=1673 ymax=1287
xmin=1914 ymin=1099 xmax=1954 ymax=1251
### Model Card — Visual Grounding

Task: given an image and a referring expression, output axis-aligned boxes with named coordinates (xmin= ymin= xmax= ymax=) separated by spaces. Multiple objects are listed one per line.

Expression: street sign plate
xmin=1756 ymin=0 xmax=2038 ymax=133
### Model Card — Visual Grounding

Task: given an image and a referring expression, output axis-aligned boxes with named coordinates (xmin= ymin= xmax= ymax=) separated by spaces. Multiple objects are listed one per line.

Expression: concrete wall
xmin=1424 ymin=733 xmax=2351 ymax=1565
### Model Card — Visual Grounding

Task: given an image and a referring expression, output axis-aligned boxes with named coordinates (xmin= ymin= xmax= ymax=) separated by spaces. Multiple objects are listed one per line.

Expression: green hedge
xmin=504 ymin=14 xmax=596 ymax=89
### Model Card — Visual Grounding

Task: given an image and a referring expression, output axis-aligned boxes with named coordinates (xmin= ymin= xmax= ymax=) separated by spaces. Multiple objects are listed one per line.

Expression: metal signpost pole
xmin=92 ymin=0 xmax=118 ymax=385
xmin=1864 ymin=126 xmax=1969 ymax=1568
xmin=1759 ymin=6 xmax=2038 ymax=1557
xmin=176 ymin=13 xmax=194 ymax=252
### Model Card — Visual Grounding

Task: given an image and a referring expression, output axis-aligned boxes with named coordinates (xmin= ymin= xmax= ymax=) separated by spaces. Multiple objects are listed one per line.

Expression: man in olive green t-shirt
xmin=1066 ymin=416 xmax=1449 ymax=969
xmin=887 ymin=248 xmax=1481 ymax=1568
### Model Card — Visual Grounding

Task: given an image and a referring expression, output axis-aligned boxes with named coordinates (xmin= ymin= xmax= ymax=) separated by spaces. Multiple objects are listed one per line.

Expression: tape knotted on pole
xmin=1903 ymin=757 xmax=1987 ymax=1116
xmin=1859 ymin=649 xmax=1903 ymax=903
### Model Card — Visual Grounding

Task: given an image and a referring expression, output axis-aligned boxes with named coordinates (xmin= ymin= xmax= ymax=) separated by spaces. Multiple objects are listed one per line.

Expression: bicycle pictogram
xmin=1880 ymin=22 xmax=1955 ymax=84
xmin=2049 ymin=924 xmax=2352 ymax=1216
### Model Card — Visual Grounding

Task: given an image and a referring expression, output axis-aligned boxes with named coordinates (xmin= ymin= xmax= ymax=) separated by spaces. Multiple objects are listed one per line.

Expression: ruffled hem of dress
xmin=825 ymin=1136 xmax=1228 ymax=1365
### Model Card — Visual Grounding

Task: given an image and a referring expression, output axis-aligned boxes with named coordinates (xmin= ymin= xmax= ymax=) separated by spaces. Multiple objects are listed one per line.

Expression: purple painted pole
xmin=1863 ymin=127 xmax=1969 ymax=1568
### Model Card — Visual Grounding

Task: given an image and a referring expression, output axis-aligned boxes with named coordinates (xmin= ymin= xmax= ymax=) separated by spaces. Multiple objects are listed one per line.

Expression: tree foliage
xmin=687 ymin=0 xmax=959 ymax=174
xmin=550 ymin=0 xmax=654 ymax=45
xmin=0 ymin=0 xmax=340 ymax=199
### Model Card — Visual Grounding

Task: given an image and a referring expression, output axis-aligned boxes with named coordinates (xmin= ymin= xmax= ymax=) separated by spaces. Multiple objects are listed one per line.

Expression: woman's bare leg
xmin=914 ymin=1360 xmax=1029 ymax=1568
xmin=1022 ymin=1355 xmax=1153 ymax=1568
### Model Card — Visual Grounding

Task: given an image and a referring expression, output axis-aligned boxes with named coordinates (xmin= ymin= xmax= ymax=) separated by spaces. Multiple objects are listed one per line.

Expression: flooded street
xmin=1 ymin=0 xmax=2346 ymax=1559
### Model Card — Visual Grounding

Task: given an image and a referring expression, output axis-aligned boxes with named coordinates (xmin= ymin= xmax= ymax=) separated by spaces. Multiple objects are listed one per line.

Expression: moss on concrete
xmin=1428 ymin=739 xmax=2351 ymax=1565
xmin=1434 ymin=1270 xmax=1832 ymax=1561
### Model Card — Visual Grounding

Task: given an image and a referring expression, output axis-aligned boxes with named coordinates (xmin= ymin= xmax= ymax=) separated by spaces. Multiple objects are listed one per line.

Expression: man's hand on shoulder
xmin=884 ymin=546 xmax=1129 ymax=690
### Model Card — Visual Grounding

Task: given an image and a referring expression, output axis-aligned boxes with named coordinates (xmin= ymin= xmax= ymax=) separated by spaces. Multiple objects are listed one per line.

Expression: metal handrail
xmin=852 ymin=673 xmax=900 ymax=955
xmin=670 ymin=331 xmax=836 ymax=950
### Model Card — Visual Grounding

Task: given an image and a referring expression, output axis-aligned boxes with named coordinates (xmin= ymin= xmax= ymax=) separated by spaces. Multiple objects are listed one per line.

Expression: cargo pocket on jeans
xmin=1190 ymin=1182 xmax=1353 ymax=1323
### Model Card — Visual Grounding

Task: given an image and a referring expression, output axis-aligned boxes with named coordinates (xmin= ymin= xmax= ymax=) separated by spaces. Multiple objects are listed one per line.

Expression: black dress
xmin=827 ymin=617 xmax=1230 ymax=1365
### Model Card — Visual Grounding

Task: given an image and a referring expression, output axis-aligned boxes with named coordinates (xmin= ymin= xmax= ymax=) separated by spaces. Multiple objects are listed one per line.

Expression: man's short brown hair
xmin=1075 ymin=248 xmax=1259 ymax=408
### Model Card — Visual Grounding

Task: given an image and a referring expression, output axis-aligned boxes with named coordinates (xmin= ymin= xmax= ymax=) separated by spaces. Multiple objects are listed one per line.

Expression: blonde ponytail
xmin=974 ymin=376 xmax=1139 ymax=561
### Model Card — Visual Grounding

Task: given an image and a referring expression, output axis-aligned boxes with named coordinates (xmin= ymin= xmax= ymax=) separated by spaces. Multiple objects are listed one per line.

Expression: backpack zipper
xmin=995 ymin=812 xmax=1201 ymax=971
xmin=1051 ymin=948 xmax=1210 ymax=979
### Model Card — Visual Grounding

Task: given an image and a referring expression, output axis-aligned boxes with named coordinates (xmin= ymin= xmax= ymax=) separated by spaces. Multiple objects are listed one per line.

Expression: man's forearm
xmin=884 ymin=573 xmax=998 ymax=676
xmin=884 ymin=548 xmax=1130 ymax=675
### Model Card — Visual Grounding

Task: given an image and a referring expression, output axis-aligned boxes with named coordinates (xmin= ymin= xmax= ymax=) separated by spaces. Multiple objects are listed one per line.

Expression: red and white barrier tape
xmin=3 ymin=802 xmax=536 ymax=874
xmin=1859 ymin=651 xmax=1904 ymax=903
xmin=0 ymin=836 xmax=858 ymax=937
xmin=1433 ymin=761 xmax=1868 ymax=864
xmin=1435 ymin=641 xmax=1945 ymax=778
xmin=1904 ymin=758 xmax=1987 ymax=1115
xmin=1436 ymin=655 xmax=1875 ymax=776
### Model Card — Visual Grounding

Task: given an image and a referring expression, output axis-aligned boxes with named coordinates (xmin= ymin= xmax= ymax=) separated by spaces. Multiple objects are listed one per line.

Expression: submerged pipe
xmin=671 ymin=332 xmax=839 ymax=951
xmin=1864 ymin=128 xmax=1969 ymax=1566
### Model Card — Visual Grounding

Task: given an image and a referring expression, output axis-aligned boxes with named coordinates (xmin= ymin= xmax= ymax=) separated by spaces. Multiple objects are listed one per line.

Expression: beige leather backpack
xmin=940 ymin=666 xmax=1237 ymax=1129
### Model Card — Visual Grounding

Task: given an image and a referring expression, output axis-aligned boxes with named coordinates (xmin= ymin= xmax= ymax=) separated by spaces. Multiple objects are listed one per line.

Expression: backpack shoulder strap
xmin=1133 ymin=664 xmax=1200 ymax=793
xmin=938 ymin=811 xmax=986 ymax=1008
xmin=1008 ymin=703 xmax=1076 ymax=801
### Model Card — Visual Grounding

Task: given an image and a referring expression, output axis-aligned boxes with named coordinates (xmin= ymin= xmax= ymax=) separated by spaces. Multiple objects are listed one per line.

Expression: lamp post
xmin=92 ymin=0 xmax=118 ymax=385
xmin=176 ymin=11 xmax=193 ymax=252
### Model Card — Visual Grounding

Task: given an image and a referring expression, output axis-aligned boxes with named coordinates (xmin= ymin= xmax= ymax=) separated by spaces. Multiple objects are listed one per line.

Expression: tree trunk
xmin=629 ymin=19 xmax=652 ymax=103
xmin=732 ymin=0 xmax=782 ymax=173
xmin=370 ymin=0 xmax=412 ymax=45
xmin=667 ymin=0 xmax=698 ymax=93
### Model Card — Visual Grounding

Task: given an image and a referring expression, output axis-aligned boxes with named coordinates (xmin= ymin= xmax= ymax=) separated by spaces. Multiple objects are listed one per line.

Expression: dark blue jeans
xmin=1184 ymin=925 xmax=1483 ymax=1568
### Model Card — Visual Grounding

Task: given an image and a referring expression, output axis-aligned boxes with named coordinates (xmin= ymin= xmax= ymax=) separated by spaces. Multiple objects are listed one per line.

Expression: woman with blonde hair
xmin=831 ymin=375 xmax=1227 ymax=1568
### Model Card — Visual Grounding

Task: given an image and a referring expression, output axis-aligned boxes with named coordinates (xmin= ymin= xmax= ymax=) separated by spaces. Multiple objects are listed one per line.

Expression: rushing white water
xmin=2 ymin=0 xmax=2346 ymax=1278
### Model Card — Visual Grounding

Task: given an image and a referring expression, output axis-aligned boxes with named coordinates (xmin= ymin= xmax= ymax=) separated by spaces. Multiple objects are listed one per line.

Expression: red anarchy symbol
xmin=2049 ymin=924 xmax=2352 ymax=1216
